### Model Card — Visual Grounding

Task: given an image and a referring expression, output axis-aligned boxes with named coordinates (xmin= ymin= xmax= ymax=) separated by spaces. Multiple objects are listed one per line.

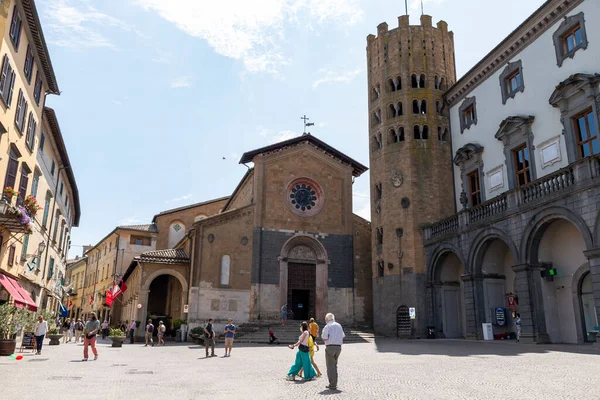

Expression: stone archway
xmin=138 ymin=268 xmax=189 ymax=332
xmin=279 ymin=235 xmax=328 ymax=322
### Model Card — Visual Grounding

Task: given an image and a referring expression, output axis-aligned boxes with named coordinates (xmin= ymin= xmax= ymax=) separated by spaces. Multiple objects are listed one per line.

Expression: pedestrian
xmin=321 ymin=313 xmax=344 ymax=390
xmin=61 ymin=318 xmax=70 ymax=343
xmin=69 ymin=319 xmax=75 ymax=342
xmin=223 ymin=318 xmax=235 ymax=357
xmin=268 ymin=327 xmax=280 ymax=345
xmin=309 ymin=317 xmax=320 ymax=352
xmin=157 ymin=321 xmax=166 ymax=346
xmin=281 ymin=304 xmax=287 ymax=325
xmin=129 ymin=320 xmax=136 ymax=344
xmin=101 ymin=320 xmax=109 ymax=339
xmin=33 ymin=315 xmax=48 ymax=355
xmin=204 ymin=318 xmax=216 ymax=358
xmin=514 ymin=313 xmax=521 ymax=343
xmin=297 ymin=329 xmax=322 ymax=379
xmin=286 ymin=321 xmax=316 ymax=381
xmin=145 ymin=319 xmax=154 ymax=347
xmin=82 ymin=312 xmax=100 ymax=361
xmin=121 ymin=320 xmax=128 ymax=335
xmin=74 ymin=319 xmax=84 ymax=343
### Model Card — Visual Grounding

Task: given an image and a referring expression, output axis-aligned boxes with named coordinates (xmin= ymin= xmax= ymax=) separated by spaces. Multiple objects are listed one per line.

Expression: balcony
xmin=423 ymin=155 xmax=599 ymax=243
xmin=0 ymin=195 xmax=34 ymax=234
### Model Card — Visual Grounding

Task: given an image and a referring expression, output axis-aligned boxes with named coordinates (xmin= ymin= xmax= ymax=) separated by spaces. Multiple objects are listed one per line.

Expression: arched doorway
xmin=475 ymin=238 xmax=516 ymax=338
xmin=533 ymin=218 xmax=589 ymax=343
xmin=433 ymin=251 xmax=465 ymax=338
xmin=279 ymin=235 xmax=328 ymax=321
xmin=146 ymin=274 xmax=184 ymax=336
xmin=579 ymin=272 xmax=599 ymax=342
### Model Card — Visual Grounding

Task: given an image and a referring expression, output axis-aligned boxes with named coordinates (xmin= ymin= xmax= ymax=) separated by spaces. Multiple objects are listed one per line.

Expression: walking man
xmin=321 ymin=313 xmax=344 ymax=390
xmin=204 ymin=318 xmax=216 ymax=358
xmin=129 ymin=320 xmax=136 ymax=344
xmin=101 ymin=320 xmax=109 ymax=339
xmin=33 ymin=315 xmax=48 ymax=355
xmin=223 ymin=318 xmax=235 ymax=357
xmin=145 ymin=319 xmax=154 ymax=347
xmin=74 ymin=319 xmax=84 ymax=343
xmin=82 ymin=312 xmax=100 ymax=361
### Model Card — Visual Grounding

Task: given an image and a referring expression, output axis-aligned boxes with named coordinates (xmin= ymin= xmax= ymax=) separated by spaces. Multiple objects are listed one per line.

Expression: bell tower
xmin=367 ymin=14 xmax=456 ymax=336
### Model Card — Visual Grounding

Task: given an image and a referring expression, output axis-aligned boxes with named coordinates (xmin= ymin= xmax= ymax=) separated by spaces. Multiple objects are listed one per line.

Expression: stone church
xmin=121 ymin=134 xmax=372 ymax=330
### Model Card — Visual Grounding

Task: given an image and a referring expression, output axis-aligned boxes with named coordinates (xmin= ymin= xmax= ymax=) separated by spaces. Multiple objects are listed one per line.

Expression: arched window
xmin=419 ymin=74 xmax=426 ymax=88
xmin=413 ymin=125 xmax=421 ymax=140
xmin=435 ymin=75 xmax=440 ymax=90
xmin=412 ymin=100 xmax=419 ymax=114
xmin=194 ymin=215 xmax=207 ymax=223
xmin=436 ymin=101 xmax=442 ymax=115
xmin=372 ymin=109 xmax=382 ymax=126
xmin=371 ymin=84 xmax=380 ymax=101
xmin=411 ymin=74 xmax=418 ymax=88
xmin=420 ymin=99 xmax=427 ymax=114
xmin=440 ymin=78 xmax=445 ymax=90
xmin=422 ymin=125 xmax=429 ymax=139
xmin=397 ymin=127 xmax=405 ymax=142
xmin=387 ymin=78 xmax=395 ymax=92
xmin=388 ymin=104 xmax=397 ymax=118
xmin=438 ymin=126 xmax=442 ymax=141
xmin=388 ymin=128 xmax=396 ymax=143
xmin=395 ymin=76 xmax=402 ymax=91
xmin=220 ymin=255 xmax=231 ymax=286
xmin=168 ymin=221 xmax=186 ymax=248
xmin=397 ymin=102 xmax=403 ymax=116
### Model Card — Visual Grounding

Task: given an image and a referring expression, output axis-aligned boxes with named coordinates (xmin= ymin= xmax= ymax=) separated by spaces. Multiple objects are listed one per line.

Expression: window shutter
xmin=14 ymin=90 xmax=22 ymax=129
xmin=20 ymin=99 xmax=27 ymax=131
xmin=7 ymin=70 xmax=15 ymax=106
xmin=0 ymin=55 xmax=8 ymax=99
xmin=18 ymin=167 xmax=29 ymax=201
xmin=31 ymin=172 xmax=39 ymax=199
xmin=39 ymin=133 xmax=45 ymax=152
xmin=7 ymin=245 xmax=15 ymax=266
xmin=21 ymin=233 xmax=29 ymax=259
xmin=47 ymin=258 xmax=54 ymax=279
xmin=42 ymin=195 xmax=50 ymax=227
xmin=4 ymin=154 xmax=18 ymax=190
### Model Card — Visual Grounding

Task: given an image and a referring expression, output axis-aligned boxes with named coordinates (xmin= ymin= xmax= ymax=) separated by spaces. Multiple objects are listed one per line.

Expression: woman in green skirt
xmin=286 ymin=321 xmax=317 ymax=381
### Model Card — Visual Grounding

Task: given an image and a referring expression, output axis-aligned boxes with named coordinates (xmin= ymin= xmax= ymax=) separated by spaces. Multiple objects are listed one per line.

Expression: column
xmin=584 ymin=248 xmax=600 ymax=346
xmin=137 ymin=290 xmax=149 ymax=340
xmin=511 ymin=264 xmax=549 ymax=343
xmin=461 ymin=274 xmax=479 ymax=340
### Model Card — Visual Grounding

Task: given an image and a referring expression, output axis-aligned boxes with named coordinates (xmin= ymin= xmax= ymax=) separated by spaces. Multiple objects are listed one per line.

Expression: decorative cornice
xmin=199 ymin=205 xmax=254 ymax=229
xmin=446 ymin=0 xmax=584 ymax=107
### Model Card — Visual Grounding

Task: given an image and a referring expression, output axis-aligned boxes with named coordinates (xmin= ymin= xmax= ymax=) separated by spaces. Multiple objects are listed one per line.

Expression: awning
xmin=0 ymin=273 xmax=38 ymax=311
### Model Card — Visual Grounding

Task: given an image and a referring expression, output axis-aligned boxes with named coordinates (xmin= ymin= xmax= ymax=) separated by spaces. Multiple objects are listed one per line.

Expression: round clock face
xmin=285 ymin=178 xmax=324 ymax=217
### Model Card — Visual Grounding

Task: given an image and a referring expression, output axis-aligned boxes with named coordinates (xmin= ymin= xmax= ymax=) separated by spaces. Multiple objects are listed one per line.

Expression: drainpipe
xmin=186 ymin=229 xmax=195 ymax=326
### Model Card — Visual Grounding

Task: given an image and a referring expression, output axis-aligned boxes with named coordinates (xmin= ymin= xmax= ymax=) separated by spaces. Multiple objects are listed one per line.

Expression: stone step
xmin=227 ymin=324 xmax=375 ymax=345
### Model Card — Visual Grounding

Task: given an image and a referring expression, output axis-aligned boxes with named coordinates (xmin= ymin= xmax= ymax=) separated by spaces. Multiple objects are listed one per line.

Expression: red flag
xmin=89 ymin=295 xmax=94 ymax=305
xmin=112 ymin=280 xmax=127 ymax=298
xmin=105 ymin=290 xmax=114 ymax=307
xmin=68 ymin=300 xmax=73 ymax=309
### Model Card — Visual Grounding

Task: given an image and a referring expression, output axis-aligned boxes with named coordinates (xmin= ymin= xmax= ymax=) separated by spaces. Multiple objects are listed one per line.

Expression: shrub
xmin=173 ymin=319 xmax=184 ymax=330
xmin=190 ymin=327 xmax=203 ymax=335
xmin=109 ymin=328 xmax=125 ymax=337
xmin=47 ymin=328 xmax=59 ymax=335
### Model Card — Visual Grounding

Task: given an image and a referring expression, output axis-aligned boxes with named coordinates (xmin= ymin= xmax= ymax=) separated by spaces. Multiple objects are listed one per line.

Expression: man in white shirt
xmin=321 ymin=312 xmax=345 ymax=390
xmin=33 ymin=315 xmax=48 ymax=355
xmin=129 ymin=320 xmax=137 ymax=344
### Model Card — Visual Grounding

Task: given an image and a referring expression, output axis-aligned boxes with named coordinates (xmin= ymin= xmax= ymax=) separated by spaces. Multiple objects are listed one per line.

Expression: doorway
xmin=291 ymin=290 xmax=310 ymax=321
xmin=442 ymin=287 xmax=462 ymax=338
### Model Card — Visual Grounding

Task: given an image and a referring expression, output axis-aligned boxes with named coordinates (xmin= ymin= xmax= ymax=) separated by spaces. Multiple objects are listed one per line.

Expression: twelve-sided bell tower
xmin=367 ymin=14 xmax=457 ymax=336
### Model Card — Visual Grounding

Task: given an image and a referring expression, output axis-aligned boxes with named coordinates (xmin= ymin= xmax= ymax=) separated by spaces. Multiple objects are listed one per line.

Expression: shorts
xmin=158 ymin=332 xmax=164 ymax=337
xmin=225 ymin=337 xmax=234 ymax=346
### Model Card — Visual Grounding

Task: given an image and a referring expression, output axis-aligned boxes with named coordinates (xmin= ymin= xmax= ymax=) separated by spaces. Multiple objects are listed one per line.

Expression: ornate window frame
xmin=499 ymin=60 xmax=524 ymax=104
xmin=453 ymin=143 xmax=485 ymax=207
xmin=458 ymin=96 xmax=477 ymax=133
xmin=552 ymin=12 xmax=588 ymax=68
xmin=549 ymin=73 xmax=600 ymax=164
xmin=494 ymin=115 xmax=537 ymax=189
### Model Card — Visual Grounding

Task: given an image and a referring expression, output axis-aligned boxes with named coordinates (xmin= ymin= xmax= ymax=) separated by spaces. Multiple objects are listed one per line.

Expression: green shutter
xmin=21 ymin=233 xmax=29 ymax=259
xmin=47 ymin=257 xmax=54 ymax=279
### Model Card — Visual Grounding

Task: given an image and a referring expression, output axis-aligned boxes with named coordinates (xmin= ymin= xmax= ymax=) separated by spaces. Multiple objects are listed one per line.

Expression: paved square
xmin=1 ymin=337 xmax=599 ymax=399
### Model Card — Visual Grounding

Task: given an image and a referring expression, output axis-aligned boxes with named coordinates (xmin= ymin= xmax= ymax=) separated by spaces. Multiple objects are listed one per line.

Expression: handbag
xmin=298 ymin=344 xmax=310 ymax=353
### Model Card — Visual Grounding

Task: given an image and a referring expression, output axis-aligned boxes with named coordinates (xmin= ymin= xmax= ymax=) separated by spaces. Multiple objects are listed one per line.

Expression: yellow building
xmin=65 ymin=255 xmax=86 ymax=320
xmin=0 ymin=0 xmax=80 ymax=315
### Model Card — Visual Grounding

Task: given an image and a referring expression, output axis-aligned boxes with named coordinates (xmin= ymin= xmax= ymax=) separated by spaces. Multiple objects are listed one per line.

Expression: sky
xmin=36 ymin=0 xmax=547 ymax=257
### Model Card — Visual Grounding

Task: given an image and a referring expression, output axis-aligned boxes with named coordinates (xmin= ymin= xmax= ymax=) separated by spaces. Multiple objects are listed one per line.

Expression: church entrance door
xmin=287 ymin=263 xmax=315 ymax=320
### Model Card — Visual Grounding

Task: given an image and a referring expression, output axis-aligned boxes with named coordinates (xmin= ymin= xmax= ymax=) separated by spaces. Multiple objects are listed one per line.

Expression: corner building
xmin=367 ymin=15 xmax=456 ymax=336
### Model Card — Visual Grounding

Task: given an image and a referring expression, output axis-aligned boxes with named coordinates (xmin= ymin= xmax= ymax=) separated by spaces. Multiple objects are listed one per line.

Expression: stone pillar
xmin=315 ymin=261 xmax=328 ymax=321
xmin=584 ymin=248 xmax=600 ymax=346
xmin=461 ymin=274 xmax=479 ymax=339
xmin=136 ymin=289 xmax=149 ymax=339
xmin=511 ymin=264 xmax=549 ymax=343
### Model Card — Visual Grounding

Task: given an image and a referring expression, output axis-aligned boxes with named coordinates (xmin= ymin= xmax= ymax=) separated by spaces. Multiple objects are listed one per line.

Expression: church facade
xmin=122 ymin=135 xmax=372 ymax=331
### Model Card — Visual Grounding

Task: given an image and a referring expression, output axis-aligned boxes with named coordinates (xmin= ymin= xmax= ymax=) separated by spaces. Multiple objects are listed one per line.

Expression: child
xmin=514 ymin=313 xmax=521 ymax=343
xmin=269 ymin=328 xmax=280 ymax=345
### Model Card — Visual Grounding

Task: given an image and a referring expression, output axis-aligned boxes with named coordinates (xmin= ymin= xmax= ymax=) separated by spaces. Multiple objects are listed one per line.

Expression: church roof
xmin=118 ymin=224 xmax=158 ymax=233
xmin=137 ymin=249 xmax=190 ymax=264
xmin=239 ymin=134 xmax=368 ymax=177
xmin=152 ymin=196 xmax=230 ymax=222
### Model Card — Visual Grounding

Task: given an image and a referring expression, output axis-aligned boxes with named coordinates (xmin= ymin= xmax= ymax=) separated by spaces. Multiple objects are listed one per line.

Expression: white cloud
xmin=167 ymin=194 xmax=193 ymax=203
xmin=312 ymin=68 xmax=361 ymax=88
xmin=42 ymin=0 xmax=138 ymax=49
xmin=170 ymin=76 xmax=192 ymax=88
xmin=118 ymin=216 xmax=146 ymax=225
xmin=256 ymin=126 xmax=299 ymax=144
xmin=134 ymin=0 xmax=363 ymax=74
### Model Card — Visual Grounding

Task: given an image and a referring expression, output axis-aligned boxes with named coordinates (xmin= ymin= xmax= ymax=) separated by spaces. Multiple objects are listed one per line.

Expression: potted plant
xmin=3 ymin=187 xmax=18 ymax=203
xmin=47 ymin=328 xmax=62 ymax=345
xmin=189 ymin=327 xmax=205 ymax=345
xmin=108 ymin=328 xmax=126 ymax=347
xmin=172 ymin=318 xmax=184 ymax=339
xmin=23 ymin=195 xmax=40 ymax=216
xmin=0 ymin=304 xmax=30 ymax=356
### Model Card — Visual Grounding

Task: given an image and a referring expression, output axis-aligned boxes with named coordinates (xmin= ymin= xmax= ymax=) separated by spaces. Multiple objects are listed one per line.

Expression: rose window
xmin=285 ymin=178 xmax=324 ymax=217
xmin=290 ymin=184 xmax=317 ymax=211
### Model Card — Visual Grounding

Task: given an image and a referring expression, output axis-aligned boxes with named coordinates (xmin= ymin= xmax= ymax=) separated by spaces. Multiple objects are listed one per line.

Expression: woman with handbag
xmin=286 ymin=321 xmax=317 ymax=381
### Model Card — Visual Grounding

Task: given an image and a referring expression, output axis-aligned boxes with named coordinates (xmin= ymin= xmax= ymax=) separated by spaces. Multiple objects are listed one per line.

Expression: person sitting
xmin=269 ymin=328 xmax=280 ymax=345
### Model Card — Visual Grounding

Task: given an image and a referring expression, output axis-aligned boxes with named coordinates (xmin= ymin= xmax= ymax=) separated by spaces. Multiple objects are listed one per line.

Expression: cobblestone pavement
xmin=1 ymin=337 xmax=599 ymax=400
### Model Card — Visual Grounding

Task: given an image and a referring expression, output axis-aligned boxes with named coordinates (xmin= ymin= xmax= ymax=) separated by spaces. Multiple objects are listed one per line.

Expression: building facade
xmin=423 ymin=0 xmax=600 ymax=344
xmin=0 ymin=0 xmax=80 ymax=316
xmin=65 ymin=255 xmax=86 ymax=320
xmin=367 ymin=14 xmax=456 ymax=336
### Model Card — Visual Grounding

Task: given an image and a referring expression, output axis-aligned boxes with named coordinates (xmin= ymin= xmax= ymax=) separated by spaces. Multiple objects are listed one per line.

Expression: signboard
xmin=183 ymin=304 xmax=189 ymax=313
xmin=298 ymin=304 xmax=303 ymax=309
xmin=137 ymin=303 xmax=142 ymax=309
xmin=409 ymin=307 xmax=416 ymax=320
xmin=507 ymin=295 xmax=516 ymax=310
xmin=495 ymin=308 xmax=506 ymax=326
xmin=21 ymin=332 xmax=35 ymax=350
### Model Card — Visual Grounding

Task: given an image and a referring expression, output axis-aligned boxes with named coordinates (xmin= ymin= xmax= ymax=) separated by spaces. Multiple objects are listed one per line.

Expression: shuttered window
xmin=25 ymin=112 xmax=36 ymax=151
xmin=4 ymin=150 xmax=19 ymax=191
xmin=17 ymin=165 xmax=29 ymax=202
xmin=31 ymin=171 xmax=40 ymax=198
xmin=39 ymin=132 xmax=45 ymax=152
xmin=21 ymin=234 xmax=29 ymax=259
xmin=0 ymin=54 xmax=15 ymax=107
xmin=9 ymin=6 xmax=22 ymax=49
xmin=42 ymin=194 xmax=51 ymax=227
xmin=14 ymin=89 xmax=27 ymax=133
xmin=7 ymin=245 xmax=15 ymax=266
xmin=23 ymin=45 xmax=33 ymax=83
xmin=33 ymin=71 xmax=42 ymax=105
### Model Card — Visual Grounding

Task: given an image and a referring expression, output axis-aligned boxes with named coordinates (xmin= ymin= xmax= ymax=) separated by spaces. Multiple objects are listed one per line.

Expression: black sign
xmin=21 ymin=332 xmax=35 ymax=349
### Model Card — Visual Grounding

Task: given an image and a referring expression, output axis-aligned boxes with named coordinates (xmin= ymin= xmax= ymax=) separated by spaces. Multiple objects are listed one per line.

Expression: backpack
xmin=148 ymin=324 xmax=154 ymax=333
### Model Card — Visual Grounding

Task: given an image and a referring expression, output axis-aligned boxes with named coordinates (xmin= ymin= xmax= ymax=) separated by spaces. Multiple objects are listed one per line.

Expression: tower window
xmin=438 ymin=127 xmax=448 ymax=142
xmin=375 ymin=183 xmax=382 ymax=200
xmin=420 ymin=99 xmax=427 ymax=114
xmin=387 ymin=78 xmax=396 ymax=93
xmin=395 ymin=127 xmax=405 ymax=143
xmin=412 ymin=100 xmax=419 ymax=114
xmin=388 ymin=104 xmax=397 ymax=118
xmin=376 ymin=227 xmax=383 ymax=246
xmin=372 ymin=134 xmax=383 ymax=151
xmin=411 ymin=74 xmax=418 ymax=88
xmin=436 ymin=101 xmax=442 ymax=115
xmin=371 ymin=84 xmax=380 ymax=102
xmin=395 ymin=76 xmax=402 ymax=91
xmin=413 ymin=125 xmax=421 ymax=140
xmin=397 ymin=102 xmax=403 ymax=116
xmin=422 ymin=125 xmax=429 ymax=140
xmin=434 ymin=75 xmax=441 ymax=90
xmin=377 ymin=260 xmax=384 ymax=277
xmin=440 ymin=78 xmax=445 ymax=90
xmin=419 ymin=74 xmax=426 ymax=88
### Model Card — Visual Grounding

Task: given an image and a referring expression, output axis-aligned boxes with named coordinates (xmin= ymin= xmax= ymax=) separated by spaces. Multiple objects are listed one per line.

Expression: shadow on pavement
xmin=374 ymin=337 xmax=600 ymax=356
